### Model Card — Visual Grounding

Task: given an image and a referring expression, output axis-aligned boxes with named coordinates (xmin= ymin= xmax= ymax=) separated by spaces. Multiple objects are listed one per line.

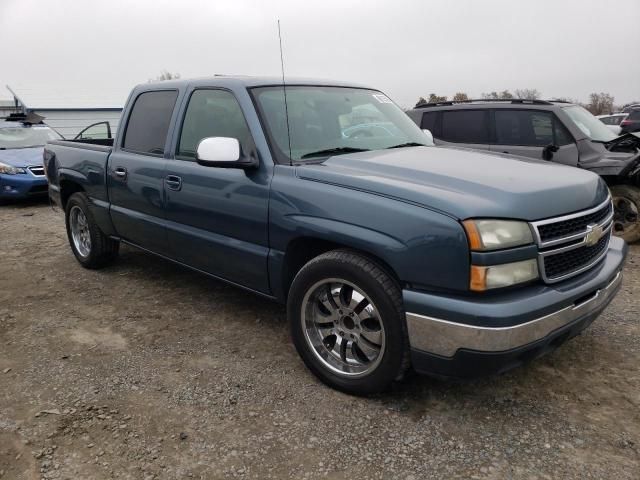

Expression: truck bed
xmin=48 ymin=138 xmax=114 ymax=151
xmin=44 ymin=139 xmax=113 ymax=210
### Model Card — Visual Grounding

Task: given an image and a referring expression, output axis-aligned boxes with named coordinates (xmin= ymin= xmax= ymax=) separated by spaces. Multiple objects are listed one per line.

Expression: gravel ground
xmin=1 ymin=199 xmax=639 ymax=480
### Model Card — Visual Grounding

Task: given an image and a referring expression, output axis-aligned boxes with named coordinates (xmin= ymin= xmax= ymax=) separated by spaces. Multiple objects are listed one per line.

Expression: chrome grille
xmin=531 ymin=197 xmax=613 ymax=283
xmin=537 ymin=202 xmax=612 ymax=242
xmin=28 ymin=166 xmax=45 ymax=176
xmin=542 ymin=233 xmax=610 ymax=280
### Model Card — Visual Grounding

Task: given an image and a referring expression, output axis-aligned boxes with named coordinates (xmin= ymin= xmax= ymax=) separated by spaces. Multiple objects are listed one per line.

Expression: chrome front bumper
xmin=406 ymin=270 xmax=622 ymax=358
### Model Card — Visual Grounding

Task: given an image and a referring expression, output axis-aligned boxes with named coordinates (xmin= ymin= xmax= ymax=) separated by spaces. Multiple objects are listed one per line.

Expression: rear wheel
xmin=610 ymin=185 xmax=640 ymax=243
xmin=65 ymin=192 xmax=119 ymax=268
xmin=288 ymin=250 xmax=409 ymax=395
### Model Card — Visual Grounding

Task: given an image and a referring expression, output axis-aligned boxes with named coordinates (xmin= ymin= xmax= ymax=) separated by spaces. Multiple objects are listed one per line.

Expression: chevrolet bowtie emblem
xmin=584 ymin=223 xmax=604 ymax=247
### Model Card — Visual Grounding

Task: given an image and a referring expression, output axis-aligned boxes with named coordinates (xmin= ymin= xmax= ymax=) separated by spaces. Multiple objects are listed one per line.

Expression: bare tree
xmin=149 ymin=70 xmax=181 ymax=82
xmin=452 ymin=92 xmax=469 ymax=102
xmin=481 ymin=90 xmax=514 ymax=100
xmin=514 ymin=88 xmax=541 ymax=100
xmin=587 ymin=92 xmax=615 ymax=115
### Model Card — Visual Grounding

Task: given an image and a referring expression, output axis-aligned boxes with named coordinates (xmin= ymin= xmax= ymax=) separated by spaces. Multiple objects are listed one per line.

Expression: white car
xmin=597 ymin=113 xmax=628 ymax=135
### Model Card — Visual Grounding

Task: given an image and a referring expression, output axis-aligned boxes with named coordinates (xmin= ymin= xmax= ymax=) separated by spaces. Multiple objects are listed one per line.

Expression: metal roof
xmin=6 ymin=84 xmax=128 ymax=110
xmin=141 ymin=75 xmax=373 ymax=90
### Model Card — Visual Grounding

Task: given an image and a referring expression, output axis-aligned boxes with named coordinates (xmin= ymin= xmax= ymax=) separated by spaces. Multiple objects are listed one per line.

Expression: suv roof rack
xmin=414 ymin=98 xmax=566 ymax=108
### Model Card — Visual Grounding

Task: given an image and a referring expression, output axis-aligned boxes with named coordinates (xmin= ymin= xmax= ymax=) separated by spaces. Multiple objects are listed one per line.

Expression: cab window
xmin=177 ymin=89 xmax=252 ymax=160
xmin=123 ymin=90 xmax=178 ymax=155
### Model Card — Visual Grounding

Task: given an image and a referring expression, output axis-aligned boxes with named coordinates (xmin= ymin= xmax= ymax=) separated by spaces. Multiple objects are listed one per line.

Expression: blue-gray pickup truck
xmin=44 ymin=77 xmax=627 ymax=394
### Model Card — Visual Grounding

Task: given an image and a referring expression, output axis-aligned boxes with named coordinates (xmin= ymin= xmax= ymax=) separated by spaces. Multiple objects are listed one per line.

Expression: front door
xmin=108 ymin=90 xmax=178 ymax=255
xmin=489 ymin=109 xmax=579 ymax=166
xmin=164 ymin=88 xmax=271 ymax=293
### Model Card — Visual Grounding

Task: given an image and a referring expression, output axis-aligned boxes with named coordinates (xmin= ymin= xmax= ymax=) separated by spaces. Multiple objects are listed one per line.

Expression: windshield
xmin=563 ymin=105 xmax=617 ymax=142
xmin=252 ymin=86 xmax=430 ymax=161
xmin=0 ymin=125 xmax=63 ymax=149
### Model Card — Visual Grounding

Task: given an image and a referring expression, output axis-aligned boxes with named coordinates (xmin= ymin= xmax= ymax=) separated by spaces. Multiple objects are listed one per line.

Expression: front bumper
xmin=405 ymin=236 xmax=627 ymax=378
xmin=0 ymin=173 xmax=48 ymax=199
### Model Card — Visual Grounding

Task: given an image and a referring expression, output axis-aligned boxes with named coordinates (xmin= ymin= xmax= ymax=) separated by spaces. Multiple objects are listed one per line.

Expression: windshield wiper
xmin=301 ymin=147 xmax=369 ymax=159
xmin=386 ymin=142 xmax=427 ymax=149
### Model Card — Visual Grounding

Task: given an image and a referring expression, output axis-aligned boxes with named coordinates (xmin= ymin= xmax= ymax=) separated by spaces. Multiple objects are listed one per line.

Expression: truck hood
xmin=297 ymin=146 xmax=609 ymax=221
xmin=0 ymin=147 xmax=44 ymax=168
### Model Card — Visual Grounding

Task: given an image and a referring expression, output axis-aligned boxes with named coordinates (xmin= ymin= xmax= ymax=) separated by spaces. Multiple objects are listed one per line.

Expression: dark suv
xmin=620 ymin=108 xmax=640 ymax=134
xmin=407 ymin=100 xmax=640 ymax=242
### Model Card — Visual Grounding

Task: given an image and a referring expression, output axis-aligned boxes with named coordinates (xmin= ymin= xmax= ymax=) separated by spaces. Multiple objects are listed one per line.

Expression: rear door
xmin=107 ymin=89 xmax=179 ymax=255
xmin=164 ymin=88 xmax=271 ymax=293
xmin=435 ymin=109 xmax=491 ymax=150
xmin=489 ymin=109 xmax=578 ymax=166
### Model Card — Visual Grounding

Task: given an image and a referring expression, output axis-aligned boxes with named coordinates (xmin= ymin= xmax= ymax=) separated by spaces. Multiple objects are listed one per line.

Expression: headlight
xmin=0 ymin=162 xmax=26 ymax=175
xmin=470 ymin=259 xmax=539 ymax=291
xmin=463 ymin=219 xmax=533 ymax=251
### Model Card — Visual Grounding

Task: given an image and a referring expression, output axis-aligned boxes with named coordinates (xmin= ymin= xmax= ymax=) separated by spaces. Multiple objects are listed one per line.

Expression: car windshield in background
xmin=252 ymin=86 xmax=430 ymax=161
xmin=563 ymin=105 xmax=617 ymax=143
xmin=0 ymin=126 xmax=62 ymax=149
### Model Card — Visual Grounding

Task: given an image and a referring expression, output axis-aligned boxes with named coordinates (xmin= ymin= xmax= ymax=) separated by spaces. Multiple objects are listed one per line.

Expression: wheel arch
xmin=59 ymin=178 xmax=86 ymax=209
xmin=277 ymin=236 xmax=403 ymax=303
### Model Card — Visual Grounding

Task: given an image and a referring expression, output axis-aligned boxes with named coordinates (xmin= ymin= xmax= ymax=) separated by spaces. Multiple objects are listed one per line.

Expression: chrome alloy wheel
xmin=69 ymin=206 xmax=92 ymax=257
xmin=301 ymin=279 xmax=385 ymax=377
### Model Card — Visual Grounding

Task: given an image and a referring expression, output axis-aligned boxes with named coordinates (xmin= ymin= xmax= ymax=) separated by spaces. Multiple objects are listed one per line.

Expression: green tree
xmin=428 ymin=93 xmax=447 ymax=103
xmin=415 ymin=94 xmax=448 ymax=107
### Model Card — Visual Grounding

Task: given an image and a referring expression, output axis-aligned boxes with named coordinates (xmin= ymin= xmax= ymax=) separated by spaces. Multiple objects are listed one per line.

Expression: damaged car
xmin=408 ymin=100 xmax=640 ymax=242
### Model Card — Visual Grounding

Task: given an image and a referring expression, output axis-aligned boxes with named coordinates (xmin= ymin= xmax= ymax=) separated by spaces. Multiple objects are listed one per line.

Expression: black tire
xmin=610 ymin=185 xmax=640 ymax=243
xmin=65 ymin=192 xmax=119 ymax=268
xmin=287 ymin=250 xmax=410 ymax=395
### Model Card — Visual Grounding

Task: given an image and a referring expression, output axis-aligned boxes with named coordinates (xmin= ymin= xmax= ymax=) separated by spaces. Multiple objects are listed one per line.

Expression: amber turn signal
xmin=462 ymin=220 xmax=483 ymax=250
xmin=470 ymin=265 xmax=488 ymax=291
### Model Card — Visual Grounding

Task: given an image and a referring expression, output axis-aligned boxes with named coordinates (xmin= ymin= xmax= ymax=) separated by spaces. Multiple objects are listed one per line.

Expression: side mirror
xmin=422 ymin=129 xmax=435 ymax=146
xmin=196 ymin=137 xmax=256 ymax=168
xmin=542 ymin=144 xmax=559 ymax=161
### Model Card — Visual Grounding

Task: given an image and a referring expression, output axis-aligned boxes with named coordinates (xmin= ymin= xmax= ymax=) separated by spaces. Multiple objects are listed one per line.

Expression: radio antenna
xmin=277 ymin=19 xmax=293 ymax=165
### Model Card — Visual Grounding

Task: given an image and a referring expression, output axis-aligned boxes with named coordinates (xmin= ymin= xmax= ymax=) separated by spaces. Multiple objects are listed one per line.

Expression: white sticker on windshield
xmin=372 ymin=94 xmax=393 ymax=104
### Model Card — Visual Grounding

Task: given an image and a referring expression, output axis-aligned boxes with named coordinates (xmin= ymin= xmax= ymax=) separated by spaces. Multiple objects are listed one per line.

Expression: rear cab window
xmin=122 ymin=90 xmax=179 ymax=156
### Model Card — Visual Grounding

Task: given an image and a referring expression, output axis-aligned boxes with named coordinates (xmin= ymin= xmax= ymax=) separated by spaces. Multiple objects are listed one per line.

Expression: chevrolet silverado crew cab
xmin=407 ymin=100 xmax=640 ymax=243
xmin=44 ymin=77 xmax=627 ymax=394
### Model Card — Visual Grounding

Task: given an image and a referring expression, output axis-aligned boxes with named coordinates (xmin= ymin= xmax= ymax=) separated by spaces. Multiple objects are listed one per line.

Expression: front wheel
xmin=610 ymin=185 xmax=640 ymax=243
xmin=287 ymin=250 xmax=409 ymax=395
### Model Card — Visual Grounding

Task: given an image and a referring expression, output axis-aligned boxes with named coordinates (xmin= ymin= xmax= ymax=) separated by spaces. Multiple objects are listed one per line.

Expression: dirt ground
xmin=0 ymin=199 xmax=638 ymax=480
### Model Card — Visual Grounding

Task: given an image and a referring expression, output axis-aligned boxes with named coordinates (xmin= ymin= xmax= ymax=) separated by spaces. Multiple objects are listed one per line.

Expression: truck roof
xmin=140 ymin=75 xmax=373 ymax=91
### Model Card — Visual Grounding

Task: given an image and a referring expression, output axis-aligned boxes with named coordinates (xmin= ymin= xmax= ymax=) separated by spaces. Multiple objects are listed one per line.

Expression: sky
xmin=1 ymin=0 xmax=639 ymax=108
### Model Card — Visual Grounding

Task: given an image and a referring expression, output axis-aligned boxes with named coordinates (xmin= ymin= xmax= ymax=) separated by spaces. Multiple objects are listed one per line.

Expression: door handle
xmin=165 ymin=175 xmax=182 ymax=191
xmin=113 ymin=167 xmax=127 ymax=180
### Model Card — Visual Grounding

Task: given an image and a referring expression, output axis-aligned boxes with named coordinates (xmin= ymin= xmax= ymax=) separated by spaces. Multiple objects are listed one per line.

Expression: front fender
xmin=268 ymin=167 xmax=470 ymax=299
